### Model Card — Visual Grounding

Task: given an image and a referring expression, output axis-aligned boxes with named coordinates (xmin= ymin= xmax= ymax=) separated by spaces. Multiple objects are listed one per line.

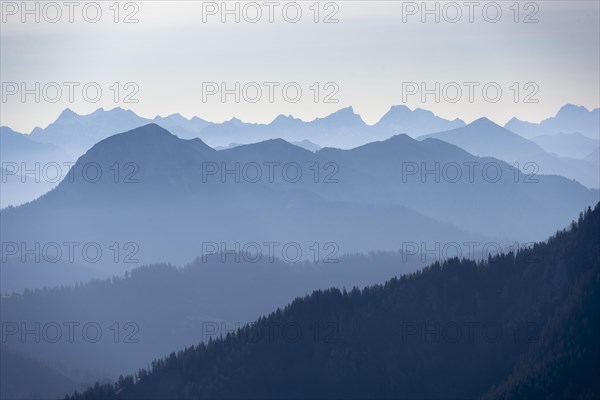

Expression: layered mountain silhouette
xmin=0 ymin=124 xmax=482 ymax=274
xmin=152 ymin=113 xmax=211 ymax=140
xmin=7 ymin=105 xmax=597 ymax=209
xmin=530 ymin=132 xmax=600 ymax=159
xmin=29 ymin=108 xmax=151 ymax=158
xmin=65 ymin=203 xmax=600 ymax=399
xmin=505 ymin=104 xmax=600 ymax=140
xmin=0 ymin=126 xmax=74 ymax=207
xmin=419 ymin=118 xmax=600 ymax=188
xmin=3 ymin=109 xmax=599 ymax=400
xmin=1 ymin=126 xmax=72 ymax=165
xmin=0 ymin=166 xmax=56 ymax=209
xmin=140 ymin=106 xmax=464 ymax=149
xmin=0 ymin=251 xmax=428 ymax=384
xmin=2 ymin=124 xmax=597 ymax=275
xmin=419 ymin=117 xmax=545 ymax=162
xmin=20 ymin=105 xmax=465 ymax=158
xmin=375 ymin=105 xmax=465 ymax=137
xmin=13 ymin=104 xmax=599 ymax=161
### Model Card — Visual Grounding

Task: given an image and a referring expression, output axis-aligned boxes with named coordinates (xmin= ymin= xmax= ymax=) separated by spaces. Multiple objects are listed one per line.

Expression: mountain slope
xmin=29 ymin=108 xmax=152 ymax=157
xmin=505 ymin=104 xmax=600 ymax=140
xmin=66 ymin=203 xmax=600 ymax=399
xmin=0 ymin=346 xmax=79 ymax=399
xmin=419 ymin=119 xmax=600 ymax=188
xmin=19 ymin=105 xmax=468 ymax=153
xmin=1 ymin=124 xmax=484 ymax=271
xmin=530 ymin=132 xmax=600 ymax=159
xmin=1 ymin=125 xmax=596 ymax=272
xmin=374 ymin=105 xmax=465 ymax=137
xmin=0 ymin=251 xmax=428 ymax=382
xmin=0 ymin=126 xmax=72 ymax=165
xmin=418 ymin=117 xmax=545 ymax=161
xmin=152 ymin=114 xmax=212 ymax=140
xmin=0 ymin=126 xmax=74 ymax=207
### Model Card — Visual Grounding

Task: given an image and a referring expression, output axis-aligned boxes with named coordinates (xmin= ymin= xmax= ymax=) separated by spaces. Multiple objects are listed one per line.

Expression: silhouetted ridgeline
xmin=65 ymin=203 xmax=600 ymax=399
xmin=1 ymin=250 xmax=427 ymax=385
xmin=3 ymin=123 xmax=597 ymax=274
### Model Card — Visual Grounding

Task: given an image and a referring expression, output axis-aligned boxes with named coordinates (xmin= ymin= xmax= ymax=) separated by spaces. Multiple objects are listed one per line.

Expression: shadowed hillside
xmin=66 ymin=203 xmax=600 ymax=399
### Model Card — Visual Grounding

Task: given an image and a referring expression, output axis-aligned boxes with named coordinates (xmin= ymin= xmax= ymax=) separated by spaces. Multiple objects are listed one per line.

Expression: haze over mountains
xmin=18 ymin=105 xmax=466 ymax=156
xmin=530 ymin=132 xmax=599 ymax=159
xmin=2 ymin=0 xmax=598 ymax=395
xmin=65 ymin=203 xmax=600 ymax=400
xmin=1 ymin=104 xmax=599 ymax=399
xmin=419 ymin=118 xmax=600 ymax=188
xmin=2 ymin=103 xmax=599 ymax=209
xmin=0 ymin=126 xmax=75 ymax=208
xmin=0 ymin=251 xmax=429 ymax=395
xmin=505 ymin=104 xmax=600 ymax=140
xmin=419 ymin=117 xmax=546 ymax=162
xmin=1 ymin=124 xmax=597 ymax=283
xmin=14 ymin=103 xmax=598 ymax=158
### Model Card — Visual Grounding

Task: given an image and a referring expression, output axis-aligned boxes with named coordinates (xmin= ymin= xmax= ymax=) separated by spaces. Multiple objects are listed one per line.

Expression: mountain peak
xmin=227 ymin=117 xmax=245 ymax=125
xmin=469 ymin=117 xmax=501 ymax=129
xmin=556 ymin=103 xmax=590 ymax=117
xmin=385 ymin=133 xmax=417 ymax=144
xmin=221 ymin=137 xmax=312 ymax=159
xmin=272 ymin=114 xmax=301 ymax=124
xmin=318 ymin=106 xmax=364 ymax=125
xmin=109 ymin=123 xmax=173 ymax=140
xmin=327 ymin=106 xmax=358 ymax=117
xmin=413 ymin=107 xmax=435 ymax=116
xmin=164 ymin=113 xmax=187 ymax=121
xmin=259 ymin=138 xmax=302 ymax=151
xmin=105 ymin=107 xmax=139 ymax=117
xmin=506 ymin=116 xmax=522 ymax=124
xmin=382 ymin=105 xmax=411 ymax=118
xmin=84 ymin=123 xmax=214 ymax=158
xmin=57 ymin=108 xmax=78 ymax=120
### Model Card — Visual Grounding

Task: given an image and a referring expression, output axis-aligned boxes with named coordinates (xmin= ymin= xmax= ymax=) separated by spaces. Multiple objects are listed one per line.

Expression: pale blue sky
xmin=1 ymin=1 xmax=599 ymax=132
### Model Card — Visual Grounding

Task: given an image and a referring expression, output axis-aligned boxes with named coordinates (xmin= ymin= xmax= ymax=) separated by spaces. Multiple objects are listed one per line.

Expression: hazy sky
xmin=1 ymin=0 xmax=599 ymax=133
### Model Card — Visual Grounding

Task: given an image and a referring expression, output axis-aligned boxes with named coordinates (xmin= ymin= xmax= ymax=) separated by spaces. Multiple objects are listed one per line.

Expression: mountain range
xmin=0 ymin=251 xmax=429 ymax=394
xmin=3 ymin=104 xmax=597 ymax=209
xmin=64 ymin=203 xmax=600 ymax=399
xmin=530 ymin=132 xmax=599 ymax=159
xmin=504 ymin=104 xmax=600 ymax=140
xmin=1 ymin=123 xmax=597 ymax=278
xmin=0 ymin=126 xmax=74 ymax=208
xmin=19 ymin=105 xmax=465 ymax=158
xmin=1 ymin=106 xmax=599 ymax=399
xmin=419 ymin=118 xmax=600 ymax=188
